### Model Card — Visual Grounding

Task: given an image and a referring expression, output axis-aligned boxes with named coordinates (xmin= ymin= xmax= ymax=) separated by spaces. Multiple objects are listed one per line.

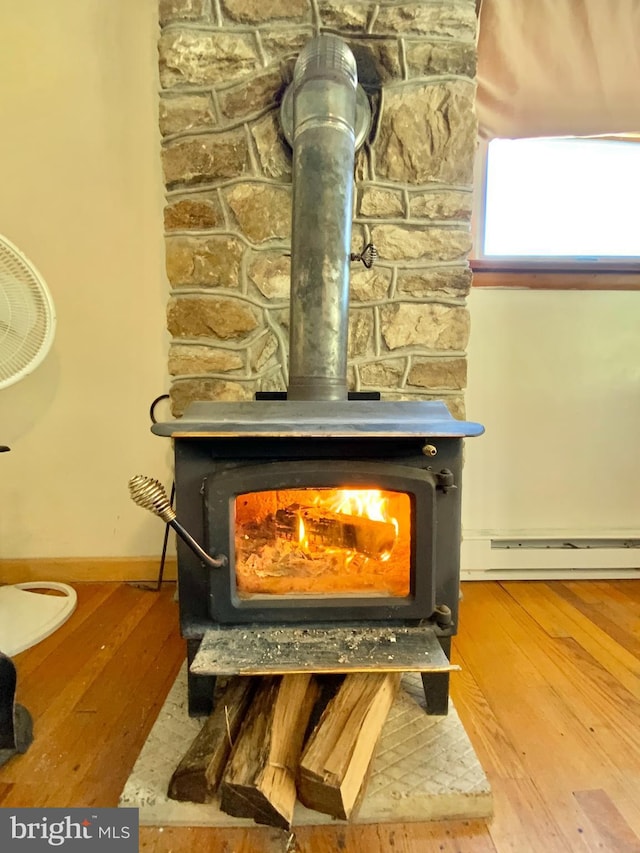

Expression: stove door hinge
xmin=423 ymin=604 xmax=454 ymax=636
xmin=435 ymin=468 xmax=457 ymax=494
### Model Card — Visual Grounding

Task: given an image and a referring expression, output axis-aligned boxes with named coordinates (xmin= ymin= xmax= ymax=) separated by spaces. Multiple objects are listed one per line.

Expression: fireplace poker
xmin=128 ymin=474 xmax=227 ymax=570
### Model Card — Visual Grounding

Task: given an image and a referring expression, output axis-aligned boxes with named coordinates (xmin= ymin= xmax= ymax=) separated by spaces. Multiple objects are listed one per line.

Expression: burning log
xmin=297 ymin=672 xmax=402 ymax=820
xmin=275 ymin=506 xmax=397 ymax=559
xmin=219 ymin=674 xmax=319 ymax=830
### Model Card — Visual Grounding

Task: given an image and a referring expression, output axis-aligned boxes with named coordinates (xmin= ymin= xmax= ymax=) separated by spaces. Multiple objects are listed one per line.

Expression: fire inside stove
xmin=234 ymin=487 xmax=412 ymax=598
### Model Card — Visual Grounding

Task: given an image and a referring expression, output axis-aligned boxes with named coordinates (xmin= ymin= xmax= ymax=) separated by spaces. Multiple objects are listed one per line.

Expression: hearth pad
xmin=119 ymin=663 xmax=492 ymax=827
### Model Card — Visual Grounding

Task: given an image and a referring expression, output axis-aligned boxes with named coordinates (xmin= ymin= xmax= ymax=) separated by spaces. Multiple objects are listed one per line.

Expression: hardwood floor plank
xmin=551 ymin=581 xmax=640 ymax=657
xmin=610 ymin=580 xmax=640 ymax=609
xmin=501 ymin=581 xmax=640 ymax=696
xmin=455 ymin=582 xmax=640 ymax=849
xmin=79 ymin=634 xmax=185 ymax=807
xmin=486 ymin=777 xmax=585 ymax=853
xmin=489 ymin=585 xmax=640 ymax=758
xmin=450 ymin=647 xmax=527 ymax=781
xmin=292 ymin=821 xmax=497 ymax=853
xmin=139 ymin=826 xmax=285 ymax=852
xmin=0 ymin=587 xmax=176 ymax=799
xmin=573 ymin=788 xmax=640 ymax=853
xmin=11 ymin=582 xmax=116 ymax=680
xmin=461 ymin=584 xmax=640 ymax=774
xmin=21 ymin=593 xmax=179 ymax=807
xmin=13 ymin=583 xmax=159 ymax=718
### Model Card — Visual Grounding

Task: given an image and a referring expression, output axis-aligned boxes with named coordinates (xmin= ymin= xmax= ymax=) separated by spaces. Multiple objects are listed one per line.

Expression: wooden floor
xmin=1 ymin=579 xmax=639 ymax=852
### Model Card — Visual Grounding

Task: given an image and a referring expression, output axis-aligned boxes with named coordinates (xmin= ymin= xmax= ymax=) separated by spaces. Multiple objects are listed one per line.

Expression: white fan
xmin=0 ymin=234 xmax=56 ymax=389
xmin=0 ymin=235 xmax=75 ymax=657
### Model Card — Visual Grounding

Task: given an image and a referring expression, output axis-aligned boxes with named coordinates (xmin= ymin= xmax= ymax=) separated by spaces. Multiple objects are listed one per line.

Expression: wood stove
xmin=133 ymin=34 xmax=483 ymax=719
xmin=150 ymin=398 xmax=482 ymax=715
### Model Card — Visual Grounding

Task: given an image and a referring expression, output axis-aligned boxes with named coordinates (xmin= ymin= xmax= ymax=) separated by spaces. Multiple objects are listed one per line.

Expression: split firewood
xmin=297 ymin=671 xmax=401 ymax=820
xmin=168 ymin=676 xmax=254 ymax=803
xmin=219 ymin=674 xmax=319 ymax=830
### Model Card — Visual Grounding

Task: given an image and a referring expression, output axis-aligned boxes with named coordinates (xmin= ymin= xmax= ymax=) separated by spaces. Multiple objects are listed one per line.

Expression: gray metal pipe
xmin=287 ymin=35 xmax=358 ymax=402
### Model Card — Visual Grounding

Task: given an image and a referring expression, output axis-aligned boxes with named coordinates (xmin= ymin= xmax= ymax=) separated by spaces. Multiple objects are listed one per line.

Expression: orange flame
xmin=295 ymin=488 xmax=399 ymax=558
xmin=329 ymin=489 xmax=389 ymax=521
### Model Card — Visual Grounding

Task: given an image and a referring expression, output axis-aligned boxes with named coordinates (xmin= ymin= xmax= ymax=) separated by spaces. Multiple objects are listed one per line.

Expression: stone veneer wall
xmin=158 ymin=0 xmax=477 ymax=417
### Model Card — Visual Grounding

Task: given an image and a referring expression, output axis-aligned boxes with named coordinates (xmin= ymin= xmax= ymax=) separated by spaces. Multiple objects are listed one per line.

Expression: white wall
xmin=0 ymin=1 xmax=172 ymax=559
xmin=462 ymin=286 xmax=640 ymax=575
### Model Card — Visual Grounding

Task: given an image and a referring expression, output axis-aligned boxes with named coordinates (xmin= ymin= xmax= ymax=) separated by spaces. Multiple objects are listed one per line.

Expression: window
xmin=472 ymin=137 xmax=640 ymax=287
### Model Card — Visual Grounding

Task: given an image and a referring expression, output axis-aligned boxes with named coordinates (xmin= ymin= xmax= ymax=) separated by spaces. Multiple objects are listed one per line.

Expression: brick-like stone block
xmin=159 ymin=94 xmax=216 ymax=137
xmin=348 ymin=308 xmax=375 ymax=357
xmin=260 ymin=29 xmax=315 ymax=65
xmin=168 ymin=344 xmax=244 ymax=375
xmin=164 ymin=197 xmax=224 ymax=231
xmin=376 ymin=82 xmax=476 ymax=186
xmin=165 ymin=235 xmax=243 ymax=287
xmin=225 ymin=183 xmax=291 ymax=243
xmin=259 ymin=369 xmax=287 ymax=394
xmin=405 ymin=40 xmax=476 ymax=79
xmin=359 ymin=187 xmax=405 ymax=218
xmin=371 ymin=225 xmax=472 ymax=262
xmin=251 ymin=113 xmax=292 ymax=180
xmin=407 ymin=357 xmax=467 ymax=390
xmin=350 ymin=268 xmax=391 ymax=302
xmin=162 ymin=130 xmax=250 ymax=187
xmin=380 ymin=303 xmax=469 ymax=351
xmin=249 ymin=332 xmax=280 ymax=371
xmin=159 ymin=0 xmax=209 ymax=26
xmin=409 ymin=190 xmax=472 ymax=222
xmin=221 ymin=0 xmax=311 ymax=24
xmin=159 ymin=30 xmax=260 ymax=89
xmin=350 ymin=40 xmax=403 ymax=87
xmin=219 ymin=69 xmax=285 ymax=119
xmin=248 ymin=253 xmax=291 ymax=300
xmin=359 ymin=358 xmax=407 ymax=388
xmin=170 ymin=378 xmax=252 ymax=416
xmin=384 ymin=391 xmax=466 ymax=419
xmin=168 ymin=295 xmax=260 ymax=340
xmin=318 ymin=2 xmax=370 ymax=31
xmin=373 ymin=2 xmax=476 ymax=39
xmin=397 ymin=267 xmax=472 ymax=299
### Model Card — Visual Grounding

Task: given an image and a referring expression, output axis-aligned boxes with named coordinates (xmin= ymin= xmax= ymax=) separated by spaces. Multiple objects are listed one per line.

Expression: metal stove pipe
xmin=287 ymin=35 xmax=358 ymax=402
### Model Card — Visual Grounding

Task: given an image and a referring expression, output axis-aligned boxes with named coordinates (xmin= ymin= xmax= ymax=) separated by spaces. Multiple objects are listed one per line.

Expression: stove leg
xmin=420 ymin=636 xmax=451 ymax=716
xmin=186 ymin=638 xmax=216 ymax=717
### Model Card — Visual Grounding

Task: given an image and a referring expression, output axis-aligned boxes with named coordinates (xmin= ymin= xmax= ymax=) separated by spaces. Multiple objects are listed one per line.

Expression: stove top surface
xmin=151 ymin=399 xmax=484 ymax=439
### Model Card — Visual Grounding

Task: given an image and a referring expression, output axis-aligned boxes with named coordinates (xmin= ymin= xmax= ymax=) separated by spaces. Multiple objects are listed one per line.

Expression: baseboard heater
xmin=491 ymin=537 xmax=640 ymax=550
xmin=461 ymin=534 xmax=640 ymax=578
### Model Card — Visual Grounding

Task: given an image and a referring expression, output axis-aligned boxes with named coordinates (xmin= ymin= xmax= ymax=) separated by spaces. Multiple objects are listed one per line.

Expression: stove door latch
xmin=435 ymin=468 xmax=457 ymax=494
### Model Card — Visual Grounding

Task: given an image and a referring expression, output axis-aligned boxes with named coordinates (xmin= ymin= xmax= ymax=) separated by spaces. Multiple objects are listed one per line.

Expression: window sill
xmin=471 ymin=259 xmax=640 ymax=290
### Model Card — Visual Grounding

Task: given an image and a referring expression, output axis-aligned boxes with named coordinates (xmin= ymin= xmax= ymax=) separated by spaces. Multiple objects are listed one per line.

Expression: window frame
xmin=470 ymin=138 xmax=640 ymax=290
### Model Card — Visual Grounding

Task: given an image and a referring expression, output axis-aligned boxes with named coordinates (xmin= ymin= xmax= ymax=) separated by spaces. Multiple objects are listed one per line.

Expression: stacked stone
xmin=158 ymin=0 xmax=477 ymax=416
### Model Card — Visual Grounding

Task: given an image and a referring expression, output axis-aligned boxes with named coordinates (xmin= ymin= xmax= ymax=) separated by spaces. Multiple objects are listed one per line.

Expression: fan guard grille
xmin=0 ymin=235 xmax=56 ymax=389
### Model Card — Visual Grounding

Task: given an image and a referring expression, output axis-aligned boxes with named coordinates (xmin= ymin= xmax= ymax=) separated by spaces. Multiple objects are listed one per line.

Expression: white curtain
xmin=476 ymin=0 xmax=640 ymax=139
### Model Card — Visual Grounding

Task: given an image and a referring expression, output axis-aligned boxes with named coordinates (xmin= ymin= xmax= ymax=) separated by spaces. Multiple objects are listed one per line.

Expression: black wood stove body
xmin=152 ymin=398 xmax=483 ymax=716
xmin=142 ymin=34 xmax=484 ymax=718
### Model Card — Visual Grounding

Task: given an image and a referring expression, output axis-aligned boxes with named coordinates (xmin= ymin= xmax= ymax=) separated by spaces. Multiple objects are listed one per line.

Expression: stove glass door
xmin=234 ymin=487 xmax=412 ymax=598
